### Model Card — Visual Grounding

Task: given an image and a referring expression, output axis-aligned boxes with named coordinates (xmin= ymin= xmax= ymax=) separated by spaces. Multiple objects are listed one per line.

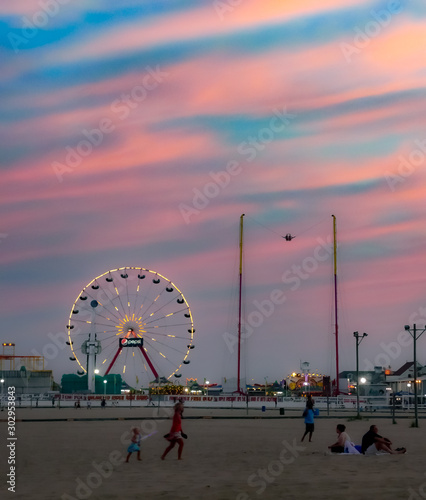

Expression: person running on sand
xmin=161 ymin=403 xmax=186 ymax=460
xmin=126 ymin=427 xmax=142 ymax=462
xmin=361 ymin=425 xmax=406 ymax=455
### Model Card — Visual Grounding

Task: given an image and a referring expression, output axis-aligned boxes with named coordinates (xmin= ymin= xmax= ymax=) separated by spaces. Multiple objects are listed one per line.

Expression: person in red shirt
xmin=161 ymin=402 xmax=186 ymax=460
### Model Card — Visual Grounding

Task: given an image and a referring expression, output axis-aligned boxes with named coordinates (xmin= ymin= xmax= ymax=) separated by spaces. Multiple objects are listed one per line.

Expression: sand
xmin=1 ymin=408 xmax=425 ymax=500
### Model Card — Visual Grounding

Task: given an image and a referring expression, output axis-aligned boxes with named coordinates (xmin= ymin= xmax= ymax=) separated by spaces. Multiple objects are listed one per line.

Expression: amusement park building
xmin=60 ymin=373 xmax=122 ymax=394
xmin=0 ymin=367 xmax=53 ymax=395
xmin=339 ymin=363 xmax=426 ymax=396
xmin=339 ymin=366 xmax=387 ymax=396
xmin=0 ymin=344 xmax=53 ymax=394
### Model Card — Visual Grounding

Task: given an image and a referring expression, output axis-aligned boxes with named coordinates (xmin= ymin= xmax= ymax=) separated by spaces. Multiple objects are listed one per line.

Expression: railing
xmin=2 ymin=393 xmax=426 ymax=417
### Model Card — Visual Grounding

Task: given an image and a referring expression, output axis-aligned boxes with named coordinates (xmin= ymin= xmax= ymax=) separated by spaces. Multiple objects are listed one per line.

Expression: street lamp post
xmin=0 ymin=379 xmax=4 ymax=411
xmin=353 ymin=332 xmax=368 ymax=418
xmin=94 ymin=369 xmax=99 ymax=394
xmin=404 ymin=324 xmax=426 ymax=427
xmin=103 ymin=379 xmax=107 ymax=396
xmin=407 ymin=381 xmax=412 ymax=410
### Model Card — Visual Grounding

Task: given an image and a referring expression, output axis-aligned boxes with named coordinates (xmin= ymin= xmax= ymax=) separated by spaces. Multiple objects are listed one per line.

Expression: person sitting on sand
xmin=126 ymin=427 xmax=142 ymax=462
xmin=161 ymin=402 xmax=186 ymax=460
xmin=328 ymin=424 xmax=352 ymax=453
xmin=361 ymin=425 xmax=406 ymax=455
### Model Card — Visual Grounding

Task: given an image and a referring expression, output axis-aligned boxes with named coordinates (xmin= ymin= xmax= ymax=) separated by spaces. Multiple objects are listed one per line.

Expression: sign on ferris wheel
xmin=120 ymin=337 xmax=143 ymax=348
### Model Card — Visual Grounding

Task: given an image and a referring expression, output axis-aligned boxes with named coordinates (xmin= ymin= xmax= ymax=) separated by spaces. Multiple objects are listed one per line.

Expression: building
xmin=339 ymin=366 xmax=388 ymax=396
xmin=385 ymin=361 xmax=426 ymax=395
xmin=0 ymin=343 xmax=53 ymax=395
xmin=60 ymin=373 xmax=122 ymax=394
xmin=0 ymin=367 xmax=53 ymax=395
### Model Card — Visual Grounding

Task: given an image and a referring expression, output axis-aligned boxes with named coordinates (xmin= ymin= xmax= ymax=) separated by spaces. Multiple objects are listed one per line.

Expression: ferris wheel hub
xmin=118 ymin=321 xmax=144 ymax=337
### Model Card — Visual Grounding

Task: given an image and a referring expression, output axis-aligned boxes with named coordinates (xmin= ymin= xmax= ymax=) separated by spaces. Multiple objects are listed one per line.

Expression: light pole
xmin=353 ymin=332 xmax=368 ymax=418
xmin=103 ymin=379 xmax=107 ymax=396
xmin=404 ymin=324 xmax=426 ymax=427
xmin=0 ymin=379 xmax=4 ymax=410
xmin=94 ymin=369 xmax=99 ymax=394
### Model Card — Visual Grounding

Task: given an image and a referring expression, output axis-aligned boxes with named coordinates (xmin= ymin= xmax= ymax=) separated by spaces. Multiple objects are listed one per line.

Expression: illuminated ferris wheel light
xmin=67 ymin=267 xmax=195 ymax=389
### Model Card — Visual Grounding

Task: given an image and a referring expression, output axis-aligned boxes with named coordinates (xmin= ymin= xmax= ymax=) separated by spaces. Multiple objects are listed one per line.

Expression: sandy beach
xmin=1 ymin=407 xmax=425 ymax=500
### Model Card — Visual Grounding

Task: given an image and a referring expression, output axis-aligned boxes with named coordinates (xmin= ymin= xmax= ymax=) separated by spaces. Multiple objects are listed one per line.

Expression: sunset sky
xmin=1 ymin=0 xmax=426 ymax=388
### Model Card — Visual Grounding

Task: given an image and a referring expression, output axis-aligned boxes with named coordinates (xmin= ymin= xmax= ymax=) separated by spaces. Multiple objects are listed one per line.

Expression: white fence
xmin=3 ymin=393 xmax=426 ymax=413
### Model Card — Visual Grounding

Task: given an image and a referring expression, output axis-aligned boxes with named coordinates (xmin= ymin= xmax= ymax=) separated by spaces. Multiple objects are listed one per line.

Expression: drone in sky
xmin=282 ymin=233 xmax=296 ymax=241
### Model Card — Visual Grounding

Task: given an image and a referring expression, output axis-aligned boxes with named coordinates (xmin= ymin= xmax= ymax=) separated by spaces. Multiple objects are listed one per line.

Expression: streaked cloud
xmin=1 ymin=0 xmax=426 ymax=383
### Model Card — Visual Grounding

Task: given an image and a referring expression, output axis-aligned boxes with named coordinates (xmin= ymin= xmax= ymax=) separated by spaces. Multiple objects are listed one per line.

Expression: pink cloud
xmin=360 ymin=20 xmax=426 ymax=73
xmin=0 ymin=0 xmax=50 ymax=16
xmin=48 ymin=0 xmax=372 ymax=64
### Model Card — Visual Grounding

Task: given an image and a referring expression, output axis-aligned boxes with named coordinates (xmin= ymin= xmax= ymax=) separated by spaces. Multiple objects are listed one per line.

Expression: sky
xmin=1 ymin=0 xmax=426 ymax=389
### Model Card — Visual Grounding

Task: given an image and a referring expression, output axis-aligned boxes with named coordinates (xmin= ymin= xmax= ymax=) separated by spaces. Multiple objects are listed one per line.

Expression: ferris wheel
xmin=67 ymin=267 xmax=195 ymax=389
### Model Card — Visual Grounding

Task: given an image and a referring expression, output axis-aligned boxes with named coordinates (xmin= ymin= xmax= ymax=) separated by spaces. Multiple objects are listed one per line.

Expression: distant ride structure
xmin=67 ymin=267 xmax=195 ymax=391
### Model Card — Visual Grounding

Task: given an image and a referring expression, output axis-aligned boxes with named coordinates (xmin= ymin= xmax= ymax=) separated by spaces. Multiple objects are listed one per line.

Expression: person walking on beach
xmin=126 ymin=427 xmax=142 ymax=462
xmin=161 ymin=402 xmax=186 ymax=460
xmin=301 ymin=404 xmax=315 ymax=442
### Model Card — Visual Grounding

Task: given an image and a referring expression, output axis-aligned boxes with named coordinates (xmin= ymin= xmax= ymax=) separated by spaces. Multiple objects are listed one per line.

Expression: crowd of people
xmin=124 ymin=395 xmax=407 ymax=462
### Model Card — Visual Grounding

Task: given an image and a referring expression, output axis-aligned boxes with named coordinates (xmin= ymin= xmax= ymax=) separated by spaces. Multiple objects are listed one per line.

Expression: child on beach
xmin=301 ymin=405 xmax=315 ymax=443
xmin=161 ymin=402 xmax=186 ymax=460
xmin=126 ymin=427 xmax=142 ymax=462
